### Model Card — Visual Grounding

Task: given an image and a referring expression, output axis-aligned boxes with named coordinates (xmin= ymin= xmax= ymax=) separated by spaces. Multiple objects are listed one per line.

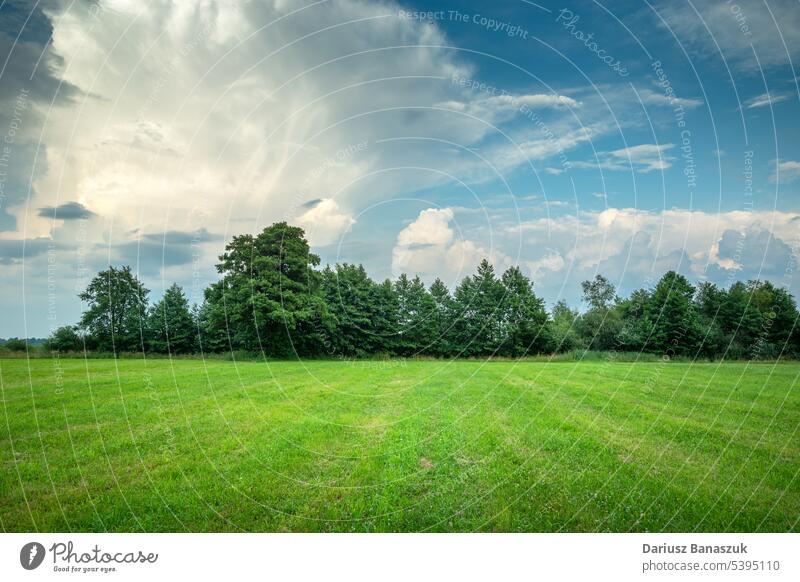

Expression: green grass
xmin=1 ymin=357 xmax=798 ymax=532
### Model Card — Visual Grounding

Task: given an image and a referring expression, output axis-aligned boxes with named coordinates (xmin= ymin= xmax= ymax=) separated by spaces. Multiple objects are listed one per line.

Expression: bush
xmin=44 ymin=326 xmax=84 ymax=352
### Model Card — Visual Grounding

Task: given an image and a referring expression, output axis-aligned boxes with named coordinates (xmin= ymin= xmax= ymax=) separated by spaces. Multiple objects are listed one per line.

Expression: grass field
xmin=1 ymin=357 xmax=798 ymax=532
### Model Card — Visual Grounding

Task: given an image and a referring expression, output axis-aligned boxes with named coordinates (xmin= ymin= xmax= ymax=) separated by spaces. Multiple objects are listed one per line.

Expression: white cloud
xmin=295 ymin=198 xmax=355 ymax=246
xmin=526 ymin=251 xmax=565 ymax=277
xmin=572 ymin=143 xmax=676 ymax=173
xmin=17 ymin=0 xmax=482 ymax=244
xmin=744 ymin=91 xmax=791 ymax=109
xmin=396 ymin=208 xmax=455 ymax=246
xmin=392 ymin=207 xmax=511 ymax=284
xmin=639 ymin=88 xmax=703 ymax=109
xmin=512 ymin=208 xmax=800 ymax=277
xmin=658 ymin=0 xmax=800 ymax=71
xmin=392 ymin=206 xmax=800 ymax=305
xmin=439 ymin=92 xmax=579 ymax=118
xmin=484 ymin=93 xmax=579 ymax=110
xmin=772 ymin=160 xmax=800 ymax=183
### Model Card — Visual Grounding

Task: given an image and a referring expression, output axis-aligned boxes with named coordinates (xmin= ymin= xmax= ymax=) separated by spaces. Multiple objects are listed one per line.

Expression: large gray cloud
xmin=110 ymin=228 xmax=223 ymax=276
xmin=0 ymin=237 xmax=61 ymax=264
xmin=0 ymin=0 xmax=79 ymax=230
xmin=705 ymin=226 xmax=797 ymax=284
xmin=37 ymin=201 xmax=94 ymax=220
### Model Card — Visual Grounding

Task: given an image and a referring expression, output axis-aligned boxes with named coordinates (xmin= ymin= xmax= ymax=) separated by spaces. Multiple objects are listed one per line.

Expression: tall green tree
xmin=646 ymin=271 xmax=702 ymax=356
xmin=451 ymin=260 xmax=505 ymax=356
xmin=204 ymin=222 xmax=330 ymax=356
xmin=194 ymin=301 xmax=228 ymax=353
xmin=581 ymin=274 xmax=618 ymax=310
xmin=718 ymin=281 xmax=764 ymax=358
xmin=551 ymin=300 xmax=583 ymax=352
xmin=371 ymin=278 xmax=401 ymax=354
xmin=429 ymin=278 xmax=455 ymax=356
xmin=616 ymin=289 xmax=653 ymax=352
xmin=322 ymin=264 xmax=398 ymax=356
xmin=731 ymin=280 xmax=800 ymax=358
xmin=693 ymin=282 xmax=730 ymax=357
xmin=79 ymin=266 xmax=149 ymax=352
xmin=149 ymin=283 xmax=196 ymax=354
xmin=499 ymin=267 xmax=550 ymax=356
xmin=578 ymin=274 xmax=621 ymax=351
xmin=395 ymin=274 xmax=437 ymax=355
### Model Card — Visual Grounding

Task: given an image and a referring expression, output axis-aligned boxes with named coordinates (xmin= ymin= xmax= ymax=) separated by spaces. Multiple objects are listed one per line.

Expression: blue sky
xmin=0 ymin=0 xmax=799 ymax=337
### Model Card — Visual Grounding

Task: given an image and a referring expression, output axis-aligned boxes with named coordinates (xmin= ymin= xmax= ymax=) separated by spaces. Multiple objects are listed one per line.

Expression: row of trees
xmin=44 ymin=222 xmax=800 ymax=360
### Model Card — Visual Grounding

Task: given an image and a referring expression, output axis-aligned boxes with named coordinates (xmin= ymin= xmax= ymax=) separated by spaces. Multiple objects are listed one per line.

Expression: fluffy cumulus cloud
xmin=392 ymin=207 xmax=512 ymax=284
xmin=511 ymin=208 xmax=800 ymax=303
xmin=295 ymin=198 xmax=355 ymax=246
xmin=387 ymin=206 xmax=800 ymax=309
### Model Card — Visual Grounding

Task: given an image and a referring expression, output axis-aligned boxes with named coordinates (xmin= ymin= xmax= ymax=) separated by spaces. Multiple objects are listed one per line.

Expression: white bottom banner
xmin=1 ymin=533 xmax=797 ymax=581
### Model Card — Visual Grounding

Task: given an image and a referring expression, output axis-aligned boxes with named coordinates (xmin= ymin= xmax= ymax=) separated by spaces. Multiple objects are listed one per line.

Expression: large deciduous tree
xmin=578 ymin=274 xmax=622 ymax=351
xmin=79 ymin=266 xmax=150 ymax=353
xmin=203 ymin=222 xmax=331 ymax=356
xmin=647 ymin=271 xmax=702 ymax=356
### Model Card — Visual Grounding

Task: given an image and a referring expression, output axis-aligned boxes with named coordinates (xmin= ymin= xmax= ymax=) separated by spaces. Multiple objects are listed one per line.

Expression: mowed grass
xmin=1 ymin=357 xmax=798 ymax=532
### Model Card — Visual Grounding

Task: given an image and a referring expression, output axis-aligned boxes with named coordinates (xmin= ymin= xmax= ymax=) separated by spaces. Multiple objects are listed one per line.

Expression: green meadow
xmin=1 ymin=358 xmax=798 ymax=532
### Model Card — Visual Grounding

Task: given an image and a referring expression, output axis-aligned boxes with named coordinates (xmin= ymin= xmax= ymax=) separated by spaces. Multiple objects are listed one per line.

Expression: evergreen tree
xmin=195 ymin=301 xmax=229 ymax=353
xmin=719 ymin=281 xmax=764 ymax=358
xmin=740 ymin=280 xmax=799 ymax=358
xmin=371 ymin=278 xmax=401 ymax=354
xmin=429 ymin=278 xmax=455 ymax=357
xmin=322 ymin=264 xmax=396 ymax=356
xmin=452 ymin=260 xmax=505 ymax=356
xmin=149 ymin=283 xmax=196 ymax=354
xmin=395 ymin=274 xmax=436 ymax=355
xmin=499 ymin=267 xmax=550 ymax=356
xmin=693 ymin=282 xmax=730 ymax=358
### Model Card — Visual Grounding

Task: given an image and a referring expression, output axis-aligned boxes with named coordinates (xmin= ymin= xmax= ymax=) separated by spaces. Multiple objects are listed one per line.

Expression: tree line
xmin=41 ymin=222 xmax=800 ymax=360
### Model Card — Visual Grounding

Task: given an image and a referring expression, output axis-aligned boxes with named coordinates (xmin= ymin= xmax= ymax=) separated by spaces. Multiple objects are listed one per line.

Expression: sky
xmin=0 ymin=0 xmax=799 ymax=337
